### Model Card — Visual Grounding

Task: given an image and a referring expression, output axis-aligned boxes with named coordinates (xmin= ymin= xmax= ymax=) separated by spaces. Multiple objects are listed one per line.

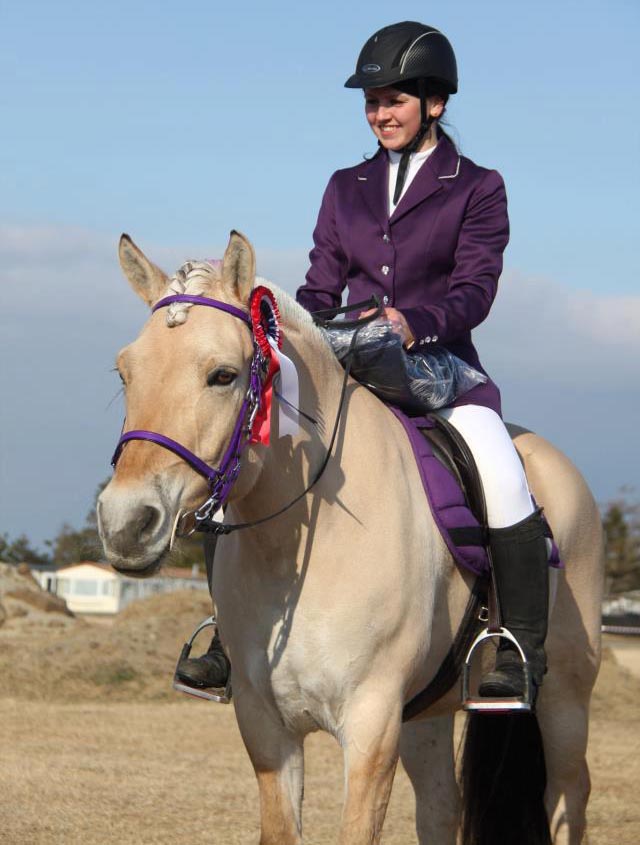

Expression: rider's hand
xmin=359 ymin=306 xmax=415 ymax=348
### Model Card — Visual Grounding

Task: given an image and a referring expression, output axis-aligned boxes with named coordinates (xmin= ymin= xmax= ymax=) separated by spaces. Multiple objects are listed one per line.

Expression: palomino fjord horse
xmin=99 ymin=231 xmax=603 ymax=845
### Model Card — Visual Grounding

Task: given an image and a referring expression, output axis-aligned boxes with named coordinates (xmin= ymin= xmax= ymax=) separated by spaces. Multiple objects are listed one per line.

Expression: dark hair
xmin=388 ymin=79 xmax=457 ymax=148
xmin=391 ymin=79 xmax=450 ymax=104
xmin=436 ymin=122 xmax=457 ymax=150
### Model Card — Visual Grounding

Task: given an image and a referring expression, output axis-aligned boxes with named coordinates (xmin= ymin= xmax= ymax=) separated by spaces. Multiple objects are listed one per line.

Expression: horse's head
xmin=98 ymin=231 xmax=261 ymax=575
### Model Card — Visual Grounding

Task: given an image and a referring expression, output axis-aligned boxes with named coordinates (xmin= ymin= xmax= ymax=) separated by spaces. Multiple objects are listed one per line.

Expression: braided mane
xmin=161 ymin=260 xmax=223 ymax=327
xmin=157 ymin=260 xmax=327 ymax=347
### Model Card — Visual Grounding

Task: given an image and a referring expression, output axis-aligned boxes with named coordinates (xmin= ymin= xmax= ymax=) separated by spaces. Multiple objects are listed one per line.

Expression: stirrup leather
xmin=462 ymin=626 xmax=533 ymax=713
xmin=173 ymin=615 xmax=232 ymax=704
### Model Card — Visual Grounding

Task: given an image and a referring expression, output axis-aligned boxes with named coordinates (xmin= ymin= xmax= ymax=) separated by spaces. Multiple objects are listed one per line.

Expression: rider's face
xmin=364 ymin=87 xmax=444 ymax=151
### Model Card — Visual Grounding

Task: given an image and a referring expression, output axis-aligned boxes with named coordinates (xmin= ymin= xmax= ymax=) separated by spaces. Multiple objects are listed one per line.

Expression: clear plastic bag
xmin=324 ymin=317 xmax=487 ymax=412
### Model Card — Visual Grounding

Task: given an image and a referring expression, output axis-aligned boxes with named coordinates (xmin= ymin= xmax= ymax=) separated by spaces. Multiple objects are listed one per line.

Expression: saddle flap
xmin=420 ymin=414 xmax=488 ymax=528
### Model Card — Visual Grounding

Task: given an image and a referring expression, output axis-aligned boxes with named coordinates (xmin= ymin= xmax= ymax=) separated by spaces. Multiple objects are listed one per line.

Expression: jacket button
xmin=381 ymin=265 xmax=390 ymax=275
xmin=432 ymin=335 xmax=439 ymax=343
xmin=382 ymin=234 xmax=391 ymax=243
xmin=382 ymin=295 xmax=389 ymax=305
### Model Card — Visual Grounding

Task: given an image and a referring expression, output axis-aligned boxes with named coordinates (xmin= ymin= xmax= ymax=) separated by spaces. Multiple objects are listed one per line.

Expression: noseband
xmin=111 ymin=293 xmax=267 ymax=531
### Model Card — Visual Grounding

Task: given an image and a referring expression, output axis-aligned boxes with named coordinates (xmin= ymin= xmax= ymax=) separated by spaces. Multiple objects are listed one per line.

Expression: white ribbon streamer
xmin=268 ymin=336 xmax=300 ymax=438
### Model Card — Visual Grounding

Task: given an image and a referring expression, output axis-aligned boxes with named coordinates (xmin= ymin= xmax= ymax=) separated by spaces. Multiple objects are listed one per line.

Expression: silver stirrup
xmin=173 ymin=615 xmax=232 ymax=704
xmin=462 ymin=626 xmax=532 ymax=713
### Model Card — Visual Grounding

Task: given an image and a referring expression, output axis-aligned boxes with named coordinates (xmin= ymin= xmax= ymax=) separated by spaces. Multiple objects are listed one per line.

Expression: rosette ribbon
xmin=249 ymin=285 xmax=300 ymax=445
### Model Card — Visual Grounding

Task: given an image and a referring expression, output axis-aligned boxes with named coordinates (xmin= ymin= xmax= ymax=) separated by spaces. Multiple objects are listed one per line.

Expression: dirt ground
xmin=0 ymin=580 xmax=638 ymax=844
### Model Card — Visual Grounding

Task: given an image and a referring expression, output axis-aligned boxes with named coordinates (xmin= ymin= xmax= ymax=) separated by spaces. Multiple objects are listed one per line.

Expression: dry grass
xmin=0 ymin=588 xmax=638 ymax=844
xmin=0 ymin=589 xmax=213 ymax=703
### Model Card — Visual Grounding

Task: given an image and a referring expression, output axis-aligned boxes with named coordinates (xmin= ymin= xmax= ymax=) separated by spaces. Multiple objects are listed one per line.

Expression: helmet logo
xmin=361 ymin=63 xmax=382 ymax=74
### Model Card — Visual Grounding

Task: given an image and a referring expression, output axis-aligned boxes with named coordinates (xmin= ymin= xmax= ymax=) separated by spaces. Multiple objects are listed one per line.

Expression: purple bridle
xmin=111 ymin=294 xmax=266 ymax=529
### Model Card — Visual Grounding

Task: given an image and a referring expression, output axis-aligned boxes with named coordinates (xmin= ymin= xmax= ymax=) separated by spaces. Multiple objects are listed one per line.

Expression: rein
xmin=111 ymin=291 xmax=381 ymax=538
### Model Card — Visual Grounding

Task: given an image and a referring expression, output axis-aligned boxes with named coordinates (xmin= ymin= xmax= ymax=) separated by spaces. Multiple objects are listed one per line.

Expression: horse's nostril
xmin=139 ymin=505 xmax=160 ymax=540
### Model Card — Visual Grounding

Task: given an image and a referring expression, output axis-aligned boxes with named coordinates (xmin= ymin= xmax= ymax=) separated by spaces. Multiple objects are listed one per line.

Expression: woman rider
xmin=178 ymin=21 xmax=549 ymax=703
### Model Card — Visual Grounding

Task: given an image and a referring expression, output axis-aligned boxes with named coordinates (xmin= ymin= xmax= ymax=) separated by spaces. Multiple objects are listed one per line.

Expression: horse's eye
xmin=207 ymin=368 xmax=237 ymax=387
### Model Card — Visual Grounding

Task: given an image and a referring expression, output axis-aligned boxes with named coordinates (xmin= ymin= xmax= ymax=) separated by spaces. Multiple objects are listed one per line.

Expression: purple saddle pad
xmin=389 ymin=407 xmax=562 ymax=575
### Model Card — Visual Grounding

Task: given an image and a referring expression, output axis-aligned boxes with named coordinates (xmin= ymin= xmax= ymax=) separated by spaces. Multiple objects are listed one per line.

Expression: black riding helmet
xmin=344 ymin=21 xmax=457 ymax=94
xmin=345 ymin=22 xmax=458 ymax=203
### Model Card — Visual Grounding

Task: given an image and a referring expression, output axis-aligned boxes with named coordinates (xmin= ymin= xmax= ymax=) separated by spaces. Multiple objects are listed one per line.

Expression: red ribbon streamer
xmin=250 ymin=350 xmax=280 ymax=446
xmin=248 ymin=286 xmax=283 ymax=447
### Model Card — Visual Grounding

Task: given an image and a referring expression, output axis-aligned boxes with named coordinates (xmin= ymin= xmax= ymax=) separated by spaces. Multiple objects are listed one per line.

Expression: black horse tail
xmin=461 ymin=712 xmax=552 ymax=845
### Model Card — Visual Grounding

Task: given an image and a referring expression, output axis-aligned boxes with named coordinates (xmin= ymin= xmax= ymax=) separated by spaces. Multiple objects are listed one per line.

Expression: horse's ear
xmin=118 ymin=234 xmax=168 ymax=307
xmin=221 ymin=230 xmax=256 ymax=303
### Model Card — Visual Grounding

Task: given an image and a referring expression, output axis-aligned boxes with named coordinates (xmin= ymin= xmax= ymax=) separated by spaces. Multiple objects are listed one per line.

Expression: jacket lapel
xmin=389 ymin=135 xmax=461 ymax=225
xmin=355 ymin=150 xmax=390 ymax=231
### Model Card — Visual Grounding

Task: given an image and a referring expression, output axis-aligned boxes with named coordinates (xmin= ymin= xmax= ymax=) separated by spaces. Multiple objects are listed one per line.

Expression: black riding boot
xmin=478 ymin=509 xmax=549 ymax=702
xmin=175 ymin=629 xmax=231 ymax=690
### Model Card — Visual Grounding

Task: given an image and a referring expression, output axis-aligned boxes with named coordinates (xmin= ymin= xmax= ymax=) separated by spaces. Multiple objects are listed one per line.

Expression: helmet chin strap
xmin=392 ymin=78 xmax=435 ymax=206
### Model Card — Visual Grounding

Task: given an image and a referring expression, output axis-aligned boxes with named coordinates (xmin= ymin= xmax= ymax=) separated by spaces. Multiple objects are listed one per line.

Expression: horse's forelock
xmin=161 ymin=260 xmax=223 ymax=327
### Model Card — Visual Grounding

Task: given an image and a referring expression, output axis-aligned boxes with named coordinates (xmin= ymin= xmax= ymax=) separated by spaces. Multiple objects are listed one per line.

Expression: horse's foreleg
xmin=233 ymin=694 xmax=304 ymax=845
xmin=400 ymin=714 xmax=460 ymax=845
xmin=338 ymin=692 xmax=403 ymax=845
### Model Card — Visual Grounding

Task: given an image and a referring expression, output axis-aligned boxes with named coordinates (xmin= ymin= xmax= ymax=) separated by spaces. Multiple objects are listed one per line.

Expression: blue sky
xmin=1 ymin=1 xmax=639 ymax=548
xmin=3 ymin=0 xmax=639 ymax=291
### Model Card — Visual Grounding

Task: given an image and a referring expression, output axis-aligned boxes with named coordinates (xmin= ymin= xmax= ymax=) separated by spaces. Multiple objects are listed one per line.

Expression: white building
xmin=32 ymin=561 xmax=208 ymax=615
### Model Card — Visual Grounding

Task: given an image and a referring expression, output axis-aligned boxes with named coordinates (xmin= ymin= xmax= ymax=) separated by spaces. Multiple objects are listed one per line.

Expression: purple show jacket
xmin=296 ymin=134 xmax=509 ymax=415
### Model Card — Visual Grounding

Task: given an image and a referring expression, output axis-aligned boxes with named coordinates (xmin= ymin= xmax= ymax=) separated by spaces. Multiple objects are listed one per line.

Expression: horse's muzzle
xmin=97 ymin=483 xmax=173 ymax=574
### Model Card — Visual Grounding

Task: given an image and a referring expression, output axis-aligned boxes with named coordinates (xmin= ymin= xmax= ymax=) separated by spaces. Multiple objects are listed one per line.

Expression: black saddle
xmin=421 ymin=417 xmax=533 ymax=531
xmin=422 ymin=414 xmax=487 ymax=526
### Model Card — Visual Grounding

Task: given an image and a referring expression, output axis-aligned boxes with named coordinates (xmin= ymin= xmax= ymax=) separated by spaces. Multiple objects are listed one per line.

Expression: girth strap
xmin=403 ymin=575 xmax=488 ymax=721
xmin=449 ymin=525 xmax=486 ymax=547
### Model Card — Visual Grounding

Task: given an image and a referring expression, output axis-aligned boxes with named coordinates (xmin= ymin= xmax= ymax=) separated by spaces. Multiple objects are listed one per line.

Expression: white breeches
xmin=434 ymin=405 xmax=534 ymax=529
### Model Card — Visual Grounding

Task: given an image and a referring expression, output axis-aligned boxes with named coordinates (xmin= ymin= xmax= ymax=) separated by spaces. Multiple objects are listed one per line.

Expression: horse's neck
xmin=228 ymin=305 xmax=360 ymax=534
xmin=256 ymin=317 xmax=347 ymax=490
